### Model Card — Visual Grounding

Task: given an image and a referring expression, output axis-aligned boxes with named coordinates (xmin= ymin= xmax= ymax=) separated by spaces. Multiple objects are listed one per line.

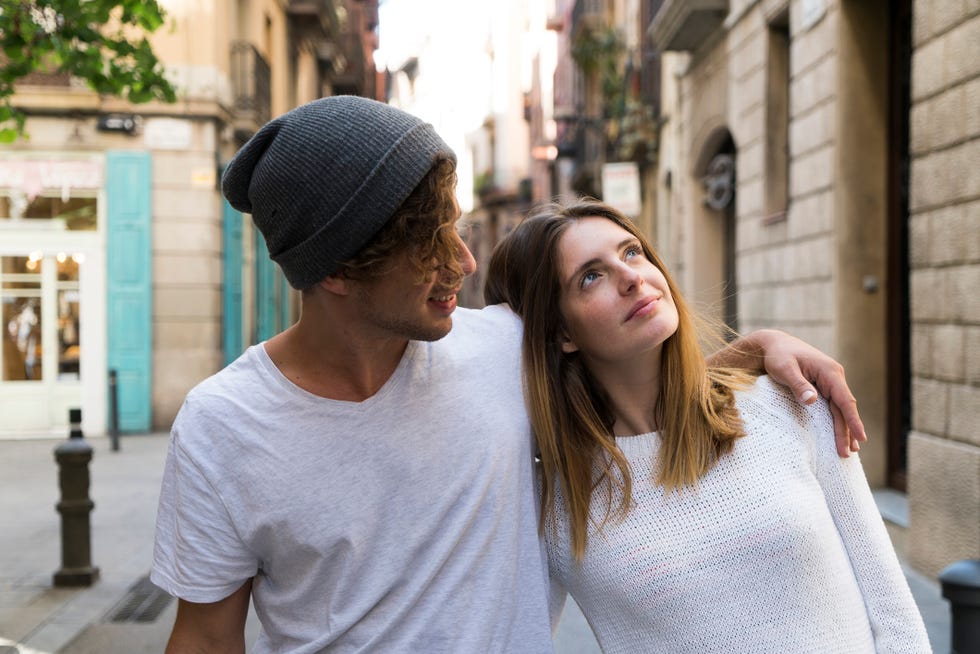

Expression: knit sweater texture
xmin=546 ymin=375 xmax=931 ymax=653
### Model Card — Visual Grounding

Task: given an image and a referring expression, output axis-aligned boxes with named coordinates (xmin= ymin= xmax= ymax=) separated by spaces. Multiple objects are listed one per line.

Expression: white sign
xmin=143 ymin=118 xmax=194 ymax=150
xmin=601 ymin=162 xmax=642 ymax=217
xmin=0 ymin=159 xmax=102 ymax=199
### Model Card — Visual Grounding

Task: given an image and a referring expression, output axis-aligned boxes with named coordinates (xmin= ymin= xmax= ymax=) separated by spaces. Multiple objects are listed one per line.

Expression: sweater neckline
xmin=615 ymin=430 xmax=660 ymax=458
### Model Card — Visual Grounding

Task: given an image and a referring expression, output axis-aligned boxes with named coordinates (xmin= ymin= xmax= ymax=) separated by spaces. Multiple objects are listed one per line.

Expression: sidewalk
xmin=0 ymin=433 xmax=952 ymax=653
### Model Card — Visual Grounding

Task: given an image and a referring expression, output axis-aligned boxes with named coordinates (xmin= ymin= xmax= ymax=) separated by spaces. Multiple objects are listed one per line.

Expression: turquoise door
xmin=106 ymin=151 xmax=152 ymax=432
xmin=223 ymin=200 xmax=244 ymax=365
xmin=280 ymin=274 xmax=291 ymax=333
xmin=255 ymin=230 xmax=277 ymax=342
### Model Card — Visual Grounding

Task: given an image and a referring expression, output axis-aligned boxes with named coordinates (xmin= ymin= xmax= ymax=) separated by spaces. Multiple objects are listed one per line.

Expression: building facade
xmin=0 ymin=0 xmax=379 ymax=437
xmin=648 ymin=0 xmax=977 ymax=578
xmin=905 ymin=0 xmax=979 ymax=578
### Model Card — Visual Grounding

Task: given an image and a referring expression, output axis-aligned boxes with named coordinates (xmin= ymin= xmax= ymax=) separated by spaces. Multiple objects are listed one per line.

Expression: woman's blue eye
xmin=625 ymin=245 xmax=641 ymax=258
xmin=581 ymin=271 xmax=599 ymax=287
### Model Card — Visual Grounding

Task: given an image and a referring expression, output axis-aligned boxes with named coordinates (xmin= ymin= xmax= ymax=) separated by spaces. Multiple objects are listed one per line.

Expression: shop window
xmin=1 ymin=253 xmax=83 ymax=382
xmin=2 ymin=256 xmax=43 ymax=381
xmin=57 ymin=254 xmax=81 ymax=379
xmin=0 ymin=192 xmax=98 ymax=231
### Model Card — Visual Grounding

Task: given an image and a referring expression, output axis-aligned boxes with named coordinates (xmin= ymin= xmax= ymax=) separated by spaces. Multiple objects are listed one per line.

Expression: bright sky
xmin=375 ymin=0 xmax=497 ymax=209
xmin=377 ymin=0 xmax=499 ymax=125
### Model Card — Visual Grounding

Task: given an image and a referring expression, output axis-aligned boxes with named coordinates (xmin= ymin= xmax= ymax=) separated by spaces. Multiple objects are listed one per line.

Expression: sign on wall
xmin=601 ymin=162 xmax=642 ymax=217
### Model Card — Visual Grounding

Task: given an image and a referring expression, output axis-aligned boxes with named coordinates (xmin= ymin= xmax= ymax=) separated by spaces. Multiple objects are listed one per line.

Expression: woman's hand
xmin=708 ymin=329 xmax=867 ymax=457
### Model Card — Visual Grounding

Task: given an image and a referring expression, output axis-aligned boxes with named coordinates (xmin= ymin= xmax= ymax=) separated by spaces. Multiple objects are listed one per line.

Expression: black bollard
xmin=108 ymin=368 xmax=120 ymax=451
xmin=52 ymin=408 xmax=100 ymax=587
xmin=939 ymin=559 xmax=980 ymax=654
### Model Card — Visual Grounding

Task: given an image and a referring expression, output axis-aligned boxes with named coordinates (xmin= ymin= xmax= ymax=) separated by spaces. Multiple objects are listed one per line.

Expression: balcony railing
xmin=649 ymin=0 xmax=729 ymax=52
xmin=330 ymin=32 xmax=367 ymax=95
xmin=230 ymin=41 xmax=271 ymax=135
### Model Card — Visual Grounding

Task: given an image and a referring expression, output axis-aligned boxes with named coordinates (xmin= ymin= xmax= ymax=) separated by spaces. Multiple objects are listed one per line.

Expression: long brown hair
xmin=486 ymin=200 xmax=751 ymax=560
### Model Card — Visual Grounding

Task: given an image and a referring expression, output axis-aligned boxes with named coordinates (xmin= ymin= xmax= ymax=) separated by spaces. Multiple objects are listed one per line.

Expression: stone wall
xmin=907 ymin=3 xmax=980 ymax=577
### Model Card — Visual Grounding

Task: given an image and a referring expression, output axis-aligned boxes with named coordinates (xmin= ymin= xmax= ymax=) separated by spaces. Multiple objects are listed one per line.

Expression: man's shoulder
xmin=441 ymin=304 xmax=523 ymax=355
xmin=178 ymin=345 xmax=269 ymax=422
xmin=188 ymin=345 xmax=263 ymax=396
xmin=451 ymin=303 xmax=522 ymax=336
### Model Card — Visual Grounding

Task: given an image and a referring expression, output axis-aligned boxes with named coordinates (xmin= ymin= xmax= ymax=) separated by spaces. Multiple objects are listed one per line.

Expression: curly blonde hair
xmin=333 ymin=155 xmax=462 ymax=286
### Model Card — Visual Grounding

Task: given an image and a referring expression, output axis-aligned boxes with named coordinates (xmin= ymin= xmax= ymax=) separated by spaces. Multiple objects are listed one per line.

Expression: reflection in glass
xmin=57 ymin=255 xmax=81 ymax=379
xmin=0 ymin=193 xmax=98 ymax=231
xmin=3 ymin=255 xmax=43 ymax=382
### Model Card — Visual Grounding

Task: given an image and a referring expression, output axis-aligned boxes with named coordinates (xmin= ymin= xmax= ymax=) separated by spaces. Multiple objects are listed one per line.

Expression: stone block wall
xmin=150 ymin=120 xmax=226 ymax=428
xmin=728 ymin=1 xmax=837 ymax=363
xmin=907 ymin=3 xmax=980 ymax=577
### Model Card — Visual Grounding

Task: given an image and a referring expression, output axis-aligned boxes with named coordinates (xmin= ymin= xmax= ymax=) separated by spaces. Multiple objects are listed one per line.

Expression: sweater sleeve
xmin=795 ymin=389 xmax=932 ymax=653
xmin=549 ymin=573 xmax=568 ymax=633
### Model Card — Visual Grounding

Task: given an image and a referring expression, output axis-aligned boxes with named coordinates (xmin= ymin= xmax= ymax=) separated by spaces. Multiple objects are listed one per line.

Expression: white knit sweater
xmin=546 ymin=375 xmax=931 ymax=653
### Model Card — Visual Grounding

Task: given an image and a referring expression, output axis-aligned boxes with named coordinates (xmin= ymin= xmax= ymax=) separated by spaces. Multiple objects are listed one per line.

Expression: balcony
xmin=287 ymin=0 xmax=338 ymax=35
xmin=230 ymin=41 xmax=271 ymax=141
xmin=648 ymin=0 xmax=728 ymax=52
xmin=328 ymin=32 xmax=368 ymax=96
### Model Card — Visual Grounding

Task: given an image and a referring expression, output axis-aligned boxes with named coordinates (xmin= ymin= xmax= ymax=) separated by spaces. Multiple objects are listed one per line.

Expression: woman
xmin=485 ymin=200 xmax=930 ymax=653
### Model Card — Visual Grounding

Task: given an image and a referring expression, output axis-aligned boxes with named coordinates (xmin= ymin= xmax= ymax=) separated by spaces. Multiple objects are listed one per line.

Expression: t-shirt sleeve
xmin=802 ymin=395 xmax=932 ymax=653
xmin=151 ymin=403 xmax=258 ymax=603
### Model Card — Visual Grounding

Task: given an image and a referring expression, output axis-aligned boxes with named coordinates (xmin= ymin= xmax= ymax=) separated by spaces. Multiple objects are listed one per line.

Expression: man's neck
xmin=264 ymin=310 xmax=410 ymax=402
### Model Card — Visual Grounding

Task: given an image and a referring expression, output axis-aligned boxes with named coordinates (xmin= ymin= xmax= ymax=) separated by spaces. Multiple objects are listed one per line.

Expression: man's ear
xmin=319 ymin=274 xmax=350 ymax=296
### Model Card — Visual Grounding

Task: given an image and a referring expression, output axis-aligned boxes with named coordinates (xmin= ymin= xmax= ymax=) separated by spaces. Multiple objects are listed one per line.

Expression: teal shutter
xmin=280 ymin=273 xmax=291 ymax=332
xmin=106 ymin=151 xmax=152 ymax=432
xmin=255 ymin=230 xmax=277 ymax=342
xmin=222 ymin=200 xmax=244 ymax=365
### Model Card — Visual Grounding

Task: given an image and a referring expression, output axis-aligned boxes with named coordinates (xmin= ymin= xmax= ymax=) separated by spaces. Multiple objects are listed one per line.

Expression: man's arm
xmin=707 ymin=329 xmax=866 ymax=457
xmin=165 ymin=579 xmax=252 ymax=654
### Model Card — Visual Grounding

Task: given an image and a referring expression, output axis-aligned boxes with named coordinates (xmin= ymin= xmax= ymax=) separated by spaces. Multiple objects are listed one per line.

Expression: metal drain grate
xmin=106 ymin=574 xmax=174 ymax=623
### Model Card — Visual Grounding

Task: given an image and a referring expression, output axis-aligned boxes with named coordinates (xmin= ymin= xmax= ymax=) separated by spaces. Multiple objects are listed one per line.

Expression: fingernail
xmin=800 ymin=389 xmax=817 ymax=402
xmin=851 ymin=439 xmax=860 ymax=451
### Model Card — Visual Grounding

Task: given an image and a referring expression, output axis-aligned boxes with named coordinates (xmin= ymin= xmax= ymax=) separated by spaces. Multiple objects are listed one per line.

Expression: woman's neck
xmin=585 ymin=350 xmax=662 ymax=437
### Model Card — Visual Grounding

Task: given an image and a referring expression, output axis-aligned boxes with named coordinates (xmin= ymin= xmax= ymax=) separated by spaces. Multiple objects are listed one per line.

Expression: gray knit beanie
xmin=221 ymin=95 xmax=455 ymax=289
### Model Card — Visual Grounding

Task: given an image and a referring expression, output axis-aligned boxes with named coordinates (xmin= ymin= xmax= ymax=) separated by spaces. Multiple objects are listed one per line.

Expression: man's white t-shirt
xmin=152 ymin=305 xmax=553 ymax=653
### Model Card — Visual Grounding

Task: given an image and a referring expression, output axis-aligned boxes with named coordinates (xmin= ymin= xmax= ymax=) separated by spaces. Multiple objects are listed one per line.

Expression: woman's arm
xmin=707 ymin=329 xmax=866 ymax=457
xmin=805 ymin=401 xmax=932 ymax=653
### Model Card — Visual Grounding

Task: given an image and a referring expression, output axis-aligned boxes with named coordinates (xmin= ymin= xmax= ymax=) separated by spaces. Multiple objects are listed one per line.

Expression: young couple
xmin=151 ymin=96 xmax=929 ymax=652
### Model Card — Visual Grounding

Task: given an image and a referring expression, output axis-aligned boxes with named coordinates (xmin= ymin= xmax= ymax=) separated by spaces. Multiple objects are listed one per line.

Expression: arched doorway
xmin=690 ymin=128 xmax=738 ymax=335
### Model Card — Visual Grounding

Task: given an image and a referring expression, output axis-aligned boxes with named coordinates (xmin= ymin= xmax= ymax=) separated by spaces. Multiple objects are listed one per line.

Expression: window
xmin=2 ymin=256 xmax=43 ymax=381
xmin=0 ymin=192 xmax=98 ymax=231
xmin=764 ymin=13 xmax=790 ymax=224
xmin=1 ymin=253 xmax=83 ymax=382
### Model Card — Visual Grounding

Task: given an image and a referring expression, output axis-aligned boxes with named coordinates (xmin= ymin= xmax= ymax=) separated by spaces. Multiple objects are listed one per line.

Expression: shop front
xmin=0 ymin=155 xmax=107 ymax=436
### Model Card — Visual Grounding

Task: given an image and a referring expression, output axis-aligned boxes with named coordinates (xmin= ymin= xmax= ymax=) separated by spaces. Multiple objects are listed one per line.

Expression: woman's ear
xmin=560 ymin=330 xmax=579 ymax=354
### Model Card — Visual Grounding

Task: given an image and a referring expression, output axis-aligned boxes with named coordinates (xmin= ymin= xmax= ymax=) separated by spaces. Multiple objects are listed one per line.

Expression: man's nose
xmin=457 ymin=234 xmax=477 ymax=275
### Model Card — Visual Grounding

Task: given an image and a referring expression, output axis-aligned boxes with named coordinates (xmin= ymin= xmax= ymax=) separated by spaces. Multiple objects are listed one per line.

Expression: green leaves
xmin=0 ymin=0 xmax=178 ymax=139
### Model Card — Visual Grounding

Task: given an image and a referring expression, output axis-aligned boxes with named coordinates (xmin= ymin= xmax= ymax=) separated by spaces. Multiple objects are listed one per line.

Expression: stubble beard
xmin=353 ymin=285 xmax=454 ymax=343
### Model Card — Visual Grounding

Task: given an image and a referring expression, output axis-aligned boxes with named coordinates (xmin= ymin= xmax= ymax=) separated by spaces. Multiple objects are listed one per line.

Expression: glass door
xmin=0 ymin=252 xmax=86 ymax=433
xmin=0 ymin=159 xmax=104 ymax=435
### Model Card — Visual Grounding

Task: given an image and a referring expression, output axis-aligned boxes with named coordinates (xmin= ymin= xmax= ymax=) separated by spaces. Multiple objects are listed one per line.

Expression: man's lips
xmin=625 ymin=296 xmax=658 ymax=322
xmin=429 ymin=289 xmax=460 ymax=304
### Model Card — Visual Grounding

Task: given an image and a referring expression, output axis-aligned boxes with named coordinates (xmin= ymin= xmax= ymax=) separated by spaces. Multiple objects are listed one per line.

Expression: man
xmin=152 ymin=96 xmax=864 ymax=653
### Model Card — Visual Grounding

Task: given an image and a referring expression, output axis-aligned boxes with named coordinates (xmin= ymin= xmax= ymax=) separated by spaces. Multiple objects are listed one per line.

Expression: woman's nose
xmin=617 ymin=263 xmax=640 ymax=294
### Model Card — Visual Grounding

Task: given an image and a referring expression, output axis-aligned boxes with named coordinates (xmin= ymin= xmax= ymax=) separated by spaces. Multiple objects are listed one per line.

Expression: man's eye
xmin=456 ymin=221 xmax=473 ymax=239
